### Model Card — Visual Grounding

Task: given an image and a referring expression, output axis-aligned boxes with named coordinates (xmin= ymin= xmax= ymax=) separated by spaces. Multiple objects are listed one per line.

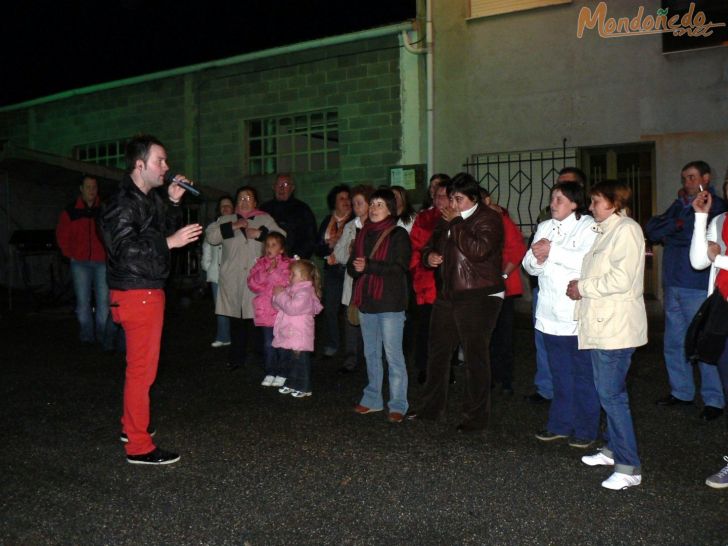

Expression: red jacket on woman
xmin=499 ymin=210 xmax=527 ymax=297
xmin=409 ymin=207 xmax=441 ymax=305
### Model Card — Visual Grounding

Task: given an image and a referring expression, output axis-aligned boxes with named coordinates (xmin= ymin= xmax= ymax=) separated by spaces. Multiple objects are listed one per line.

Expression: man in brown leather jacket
xmin=409 ymin=172 xmax=504 ymax=433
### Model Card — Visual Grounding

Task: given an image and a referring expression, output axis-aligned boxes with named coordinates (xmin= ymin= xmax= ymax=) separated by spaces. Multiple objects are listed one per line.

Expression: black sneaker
xmin=568 ymin=437 xmax=595 ymax=449
xmin=126 ymin=447 xmax=180 ymax=465
xmin=120 ymin=427 xmax=156 ymax=443
xmin=535 ymin=430 xmax=568 ymax=442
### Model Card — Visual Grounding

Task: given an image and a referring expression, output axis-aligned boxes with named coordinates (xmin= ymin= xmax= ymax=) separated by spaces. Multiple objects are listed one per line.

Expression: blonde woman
xmin=566 ymin=180 xmax=647 ymax=491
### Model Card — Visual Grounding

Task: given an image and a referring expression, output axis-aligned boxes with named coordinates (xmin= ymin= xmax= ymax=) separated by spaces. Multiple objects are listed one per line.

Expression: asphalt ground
xmin=2 ymin=296 xmax=728 ymax=545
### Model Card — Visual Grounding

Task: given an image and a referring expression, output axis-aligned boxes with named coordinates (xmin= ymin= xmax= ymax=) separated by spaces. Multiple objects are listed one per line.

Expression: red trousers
xmin=110 ymin=289 xmax=165 ymax=456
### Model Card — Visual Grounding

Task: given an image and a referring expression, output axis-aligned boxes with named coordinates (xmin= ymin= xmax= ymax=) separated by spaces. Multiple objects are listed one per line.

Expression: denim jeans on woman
xmin=359 ymin=311 xmax=408 ymax=414
xmin=591 ymin=348 xmax=641 ymax=475
xmin=209 ymin=282 xmax=231 ymax=344
xmin=544 ymin=333 xmax=600 ymax=440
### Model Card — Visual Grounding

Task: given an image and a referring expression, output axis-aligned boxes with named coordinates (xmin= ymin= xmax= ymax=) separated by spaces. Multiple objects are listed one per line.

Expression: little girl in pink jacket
xmin=272 ymin=259 xmax=323 ymax=398
xmin=247 ymin=232 xmax=292 ymax=387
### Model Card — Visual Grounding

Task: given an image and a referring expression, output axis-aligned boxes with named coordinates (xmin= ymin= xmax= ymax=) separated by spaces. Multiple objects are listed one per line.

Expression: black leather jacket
xmin=423 ymin=204 xmax=504 ymax=301
xmin=99 ymin=175 xmax=182 ymax=290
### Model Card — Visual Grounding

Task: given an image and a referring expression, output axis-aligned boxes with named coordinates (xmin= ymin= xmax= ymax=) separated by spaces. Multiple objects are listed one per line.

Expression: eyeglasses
xmin=237 ymin=196 xmax=254 ymax=202
xmin=275 ymin=181 xmax=292 ymax=188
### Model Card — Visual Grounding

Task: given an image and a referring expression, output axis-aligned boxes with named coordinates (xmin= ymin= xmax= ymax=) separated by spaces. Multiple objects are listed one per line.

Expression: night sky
xmin=0 ymin=1 xmax=416 ymax=107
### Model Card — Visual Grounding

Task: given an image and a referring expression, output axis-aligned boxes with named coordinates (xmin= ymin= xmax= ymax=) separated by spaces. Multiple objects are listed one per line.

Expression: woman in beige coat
xmin=205 ymin=186 xmax=284 ymax=369
xmin=566 ymin=180 xmax=647 ymax=491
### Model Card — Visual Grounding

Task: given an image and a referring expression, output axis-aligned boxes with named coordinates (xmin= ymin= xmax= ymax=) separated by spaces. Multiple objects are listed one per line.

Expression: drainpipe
xmin=402 ymin=0 xmax=433 ymax=177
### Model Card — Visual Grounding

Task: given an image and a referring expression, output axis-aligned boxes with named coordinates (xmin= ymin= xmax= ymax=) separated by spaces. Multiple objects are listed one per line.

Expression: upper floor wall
xmin=432 ymin=0 xmax=728 ymax=212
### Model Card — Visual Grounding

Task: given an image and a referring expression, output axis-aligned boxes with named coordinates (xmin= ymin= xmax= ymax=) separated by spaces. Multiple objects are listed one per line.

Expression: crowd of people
xmin=56 ymin=136 xmax=728 ymax=491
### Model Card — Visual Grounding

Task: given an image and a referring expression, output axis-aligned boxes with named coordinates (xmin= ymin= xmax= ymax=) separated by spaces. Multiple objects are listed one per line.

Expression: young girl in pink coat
xmin=247 ymin=232 xmax=292 ymax=387
xmin=272 ymin=259 xmax=323 ymax=398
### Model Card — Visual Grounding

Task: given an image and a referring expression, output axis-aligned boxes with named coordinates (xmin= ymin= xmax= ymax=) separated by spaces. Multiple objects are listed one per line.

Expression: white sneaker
xmin=291 ymin=390 xmax=312 ymax=398
xmin=211 ymin=340 xmax=231 ymax=348
xmin=272 ymin=376 xmax=286 ymax=387
xmin=601 ymin=472 xmax=642 ymax=490
xmin=261 ymin=375 xmax=275 ymax=387
xmin=581 ymin=450 xmax=615 ymax=467
xmin=278 ymin=386 xmax=293 ymax=394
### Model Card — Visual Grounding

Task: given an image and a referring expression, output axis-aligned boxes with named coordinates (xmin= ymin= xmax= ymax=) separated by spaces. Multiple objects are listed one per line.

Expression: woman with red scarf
xmin=347 ymin=188 xmax=412 ymax=423
xmin=690 ymin=179 xmax=728 ymax=489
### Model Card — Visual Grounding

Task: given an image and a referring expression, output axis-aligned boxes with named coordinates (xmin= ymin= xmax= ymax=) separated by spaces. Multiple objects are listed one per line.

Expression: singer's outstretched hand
xmin=167 ymin=223 xmax=203 ymax=249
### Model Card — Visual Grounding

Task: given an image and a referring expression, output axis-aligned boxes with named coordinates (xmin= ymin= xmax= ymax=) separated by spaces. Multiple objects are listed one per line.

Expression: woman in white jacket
xmin=201 ymin=195 xmax=234 ymax=348
xmin=332 ymin=185 xmax=374 ymax=372
xmin=567 ymin=180 xmax=647 ymax=491
xmin=523 ymin=182 xmax=599 ymax=449
xmin=689 ymin=182 xmax=728 ymax=489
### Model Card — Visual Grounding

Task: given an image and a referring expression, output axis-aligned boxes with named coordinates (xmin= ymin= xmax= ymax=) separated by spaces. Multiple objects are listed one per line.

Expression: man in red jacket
xmin=56 ymin=176 xmax=110 ymax=346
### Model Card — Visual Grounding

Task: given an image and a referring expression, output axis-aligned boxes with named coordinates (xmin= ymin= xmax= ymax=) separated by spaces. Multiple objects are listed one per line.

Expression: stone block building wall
xmin=0 ymin=31 xmax=406 ymax=225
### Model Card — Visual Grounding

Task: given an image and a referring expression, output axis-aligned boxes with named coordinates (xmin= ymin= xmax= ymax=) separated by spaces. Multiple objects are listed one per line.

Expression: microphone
xmin=164 ymin=172 xmax=201 ymax=197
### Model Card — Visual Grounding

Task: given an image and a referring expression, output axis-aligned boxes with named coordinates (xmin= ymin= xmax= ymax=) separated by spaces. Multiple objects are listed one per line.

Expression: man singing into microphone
xmin=99 ymin=134 xmax=202 ymax=465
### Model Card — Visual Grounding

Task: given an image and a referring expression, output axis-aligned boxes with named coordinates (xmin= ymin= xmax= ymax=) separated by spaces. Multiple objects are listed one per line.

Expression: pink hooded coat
xmin=271 ymin=280 xmax=323 ymax=352
xmin=247 ymin=255 xmax=292 ymax=327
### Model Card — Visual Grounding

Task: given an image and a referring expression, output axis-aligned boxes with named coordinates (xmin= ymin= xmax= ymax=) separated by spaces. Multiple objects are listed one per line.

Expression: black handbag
xmin=685 ymin=290 xmax=728 ymax=365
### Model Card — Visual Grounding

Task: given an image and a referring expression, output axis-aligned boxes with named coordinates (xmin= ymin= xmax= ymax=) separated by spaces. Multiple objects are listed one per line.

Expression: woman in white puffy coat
xmin=523 ymin=181 xmax=599 ymax=449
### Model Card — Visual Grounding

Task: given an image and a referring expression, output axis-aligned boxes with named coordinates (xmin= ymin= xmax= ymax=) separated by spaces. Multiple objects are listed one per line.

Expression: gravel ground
xmin=2 ymin=297 xmax=727 ymax=545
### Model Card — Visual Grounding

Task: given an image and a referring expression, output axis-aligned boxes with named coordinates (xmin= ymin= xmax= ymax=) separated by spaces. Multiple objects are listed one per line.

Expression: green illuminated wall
xmin=0 ymin=32 xmax=408 ymax=223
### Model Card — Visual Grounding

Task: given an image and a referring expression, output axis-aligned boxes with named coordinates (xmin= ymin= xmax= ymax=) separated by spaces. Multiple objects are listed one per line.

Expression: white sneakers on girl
xmin=601 ymin=472 xmax=642 ymax=490
xmin=272 ymin=376 xmax=286 ymax=387
xmin=290 ymin=390 xmax=312 ymax=398
xmin=278 ymin=386 xmax=293 ymax=394
xmin=261 ymin=375 xmax=275 ymax=387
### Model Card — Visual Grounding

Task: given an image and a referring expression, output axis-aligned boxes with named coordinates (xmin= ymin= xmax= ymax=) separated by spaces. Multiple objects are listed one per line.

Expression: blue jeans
xmin=664 ymin=286 xmax=724 ymax=407
xmin=544 ymin=333 xmax=600 ymax=440
xmin=261 ymin=327 xmax=283 ymax=376
xmin=359 ymin=311 xmax=408 ymax=414
xmin=591 ymin=348 xmax=641 ymax=475
xmin=70 ymin=259 xmax=109 ymax=344
xmin=281 ymin=349 xmax=312 ymax=393
xmin=532 ymin=288 xmax=553 ymax=398
xmin=210 ymin=282 xmax=231 ymax=344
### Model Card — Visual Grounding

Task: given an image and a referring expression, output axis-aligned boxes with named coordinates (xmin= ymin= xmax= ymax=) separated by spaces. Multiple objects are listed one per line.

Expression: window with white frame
xmin=469 ymin=0 xmax=571 ymax=19
xmin=73 ymin=138 xmax=127 ymax=168
xmin=246 ymin=111 xmax=339 ymax=175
